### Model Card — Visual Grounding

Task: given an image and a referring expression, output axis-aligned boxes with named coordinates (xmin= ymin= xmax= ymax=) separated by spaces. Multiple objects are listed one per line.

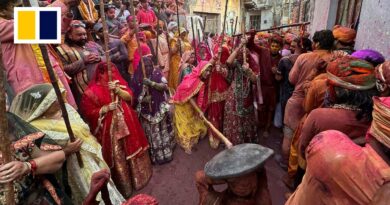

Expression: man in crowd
xmin=56 ymin=20 xmax=105 ymax=105
xmin=282 ymin=30 xmax=334 ymax=166
xmin=286 ymin=95 xmax=390 ymax=204
xmin=137 ymin=0 xmax=157 ymax=28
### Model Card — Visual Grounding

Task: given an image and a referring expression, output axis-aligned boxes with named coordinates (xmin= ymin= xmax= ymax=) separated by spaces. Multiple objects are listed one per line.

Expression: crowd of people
xmin=0 ymin=0 xmax=390 ymax=204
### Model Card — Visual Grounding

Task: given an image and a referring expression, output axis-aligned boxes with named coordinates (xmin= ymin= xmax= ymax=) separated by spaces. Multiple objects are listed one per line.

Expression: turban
xmin=351 ymin=49 xmax=385 ymax=67
xmin=327 ymin=56 xmax=376 ymax=90
xmin=123 ymin=194 xmax=158 ymax=205
xmin=375 ymin=61 xmax=390 ymax=85
xmin=369 ymin=97 xmax=390 ymax=148
xmin=332 ymin=25 xmax=356 ymax=44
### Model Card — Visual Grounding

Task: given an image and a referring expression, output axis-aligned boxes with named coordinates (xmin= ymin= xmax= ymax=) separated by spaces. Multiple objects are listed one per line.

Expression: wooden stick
xmin=155 ymin=7 xmax=161 ymax=66
xmin=191 ymin=17 xmax=197 ymax=62
xmin=129 ymin=0 xmax=147 ymax=79
xmin=39 ymin=45 xmax=84 ymax=167
xmin=189 ymin=99 xmax=232 ymax=149
xmin=23 ymin=0 xmax=84 ymax=168
xmin=175 ymin=0 xmax=182 ymax=57
xmin=98 ymin=0 xmax=114 ymax=100
xmin=217 ymin=0 xmax=229 ymax=63
xmin=233 ymin=16 xmax=238 ymax=36
xmin=0 ymin=39 xmax=15 ymax=205
xmin=233 ymin=22 xmax=311 ymax=37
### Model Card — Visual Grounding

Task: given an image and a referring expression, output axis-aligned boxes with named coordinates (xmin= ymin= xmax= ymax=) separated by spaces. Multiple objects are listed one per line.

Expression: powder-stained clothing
xmin=298 ymin=108 xmax=370 ymax=158
xmin=284 ymin=50 xmax=332 ymax=130
xmin=286 ymin=130 xmax=390 ymax=205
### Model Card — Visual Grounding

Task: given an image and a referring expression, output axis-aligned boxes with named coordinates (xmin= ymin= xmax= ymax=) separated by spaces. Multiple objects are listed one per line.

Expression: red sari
xmin=204 ymin=45 xmax=230 ymax=148
xmin=81 ymin=63 xmax=151 ymax=197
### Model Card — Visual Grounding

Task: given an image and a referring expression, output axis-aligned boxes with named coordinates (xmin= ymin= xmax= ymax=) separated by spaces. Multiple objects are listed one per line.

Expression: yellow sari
xmin=168 ymin=31 xmax=193 ymax=89
xmin=10 ymin=84 xmax=125 ymax=205
xmin=173 ymin=103 xmax=207 ymax=154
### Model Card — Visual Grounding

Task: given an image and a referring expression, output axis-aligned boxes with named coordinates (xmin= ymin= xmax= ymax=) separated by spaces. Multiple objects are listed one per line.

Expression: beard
xmin=66 ymin=38 xmax=87 ymax=47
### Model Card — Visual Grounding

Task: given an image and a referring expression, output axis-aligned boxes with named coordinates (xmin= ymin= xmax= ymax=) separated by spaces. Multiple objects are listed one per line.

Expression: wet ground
xmin=135 ymin=127 xmax=289 ymax=205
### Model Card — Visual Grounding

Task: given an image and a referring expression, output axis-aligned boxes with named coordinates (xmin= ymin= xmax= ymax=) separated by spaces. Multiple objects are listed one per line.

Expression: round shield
xmin=204 ymin=143 xmax=274 ymax=180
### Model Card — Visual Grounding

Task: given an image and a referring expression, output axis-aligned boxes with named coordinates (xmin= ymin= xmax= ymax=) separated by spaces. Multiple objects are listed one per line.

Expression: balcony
xmin=244 ymin=0 xmax=257 ymax=9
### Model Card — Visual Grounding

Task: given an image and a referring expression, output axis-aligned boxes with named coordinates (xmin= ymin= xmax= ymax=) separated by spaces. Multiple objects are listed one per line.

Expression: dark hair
xmin=293 ymin=37 xmax=312 ymax=53
xmin=0 ymin=0 xmax=16 ymax=11
xmin=312 ymin=30 xmax=335 ymax=50
xmin=333 ymin=87 xmax=379 ymax=121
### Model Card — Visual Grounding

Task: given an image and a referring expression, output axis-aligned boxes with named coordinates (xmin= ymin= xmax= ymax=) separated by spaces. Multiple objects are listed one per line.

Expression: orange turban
xmin=327 ymin=56 xmax=376 ymax=90
xmin=332 ymin=25 xmax=356 ymax=44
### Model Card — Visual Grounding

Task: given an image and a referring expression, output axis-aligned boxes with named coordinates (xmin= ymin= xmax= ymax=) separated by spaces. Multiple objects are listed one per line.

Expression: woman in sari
xmin=168 ymin=28 xmax=193 ymax=89
xmin=10 ymin=84 xmax=125 ymax=205
xmin=178 ymin=51 xmax=196 ymax=83
xmin=0 ymin=112 xmax=71 ymax=205
xmin=170 ymin=59 xmax=217 ymax=153
xmin=81 ymin=62 xmax=152 ymax=197
xmin=223 ymin=40 xmax=259 ymax=145
xmin=131 ymin=44 xmax=175 ymax=165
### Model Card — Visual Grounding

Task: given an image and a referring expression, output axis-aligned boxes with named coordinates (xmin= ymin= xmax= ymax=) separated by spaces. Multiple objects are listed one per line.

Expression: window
xmin=250 ymin=15 xmax=262 ymax=30
xmin=194 ymin=12 xmax=220 ymax=34
xmin=302 ymin=0 xmax=310 ymax=22
xmin=335 ymin=0 xmax=363 ymax=29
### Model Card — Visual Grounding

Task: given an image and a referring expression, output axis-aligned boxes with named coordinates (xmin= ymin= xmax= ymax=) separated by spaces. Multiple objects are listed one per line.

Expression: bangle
xmin=28 ymin=160 xmax=37 ymax=174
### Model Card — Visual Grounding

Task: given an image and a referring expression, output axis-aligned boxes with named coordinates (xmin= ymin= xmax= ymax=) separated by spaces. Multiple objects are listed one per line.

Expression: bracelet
xmin=28 ymin=160 xmax=37 ymax=174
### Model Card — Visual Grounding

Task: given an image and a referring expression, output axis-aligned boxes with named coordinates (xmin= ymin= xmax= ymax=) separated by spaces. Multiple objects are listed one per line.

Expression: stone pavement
xmin=135 ymin=128 xmax=289 ymax=205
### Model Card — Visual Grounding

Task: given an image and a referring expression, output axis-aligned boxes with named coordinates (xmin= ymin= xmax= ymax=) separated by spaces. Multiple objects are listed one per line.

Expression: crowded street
xmin=0 ymin=0 xmax=389 ymax=204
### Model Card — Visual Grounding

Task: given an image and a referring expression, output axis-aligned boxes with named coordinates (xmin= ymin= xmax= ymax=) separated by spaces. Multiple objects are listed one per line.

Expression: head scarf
xmin=167 ymin=21 xmax=178 ymax=31
xmin=212 ymin=45 xmax=230 ymax=64
xmin=369 ymin=97 xmax=390 ymax=148
xmin=9 ymin=84 xmax=65 ymax=123
xmin=332 ymin=25 xmax=357 ymax=44
xmin=90 ymin=62 xmax=125 ymax=85
xmin=351 ymin=49 xmax=385 ymax=67
xmin=179 ymin=51 xmax=194 ymax=71
xmin=327 ymin=56 xmax=376 ymax=90
xmin=143 ymin=30 xmax=153 ymax=40
xmin=133 ymin=43 xmax=152 ymax=72
xmin=196 ymin=42 xmax=212 ymax=62
xmin=375 ymin=61 xmax=390 ymax=85
xmin=171 ymin=61 xmax=212 ymax=105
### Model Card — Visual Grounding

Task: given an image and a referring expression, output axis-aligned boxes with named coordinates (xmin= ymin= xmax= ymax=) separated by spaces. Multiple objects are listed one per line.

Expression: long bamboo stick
xmin=0 ymin=39 xmax=15 ymax=205
xmin=189 ymin=99 xmax=232 ymax=149
xmin=233 ymin=22 xmax=311 ymax=37
xmin=217 ymin=0 xmax=229 ymax=63
xmin=175 ymin=0 xmax=182 ymax=57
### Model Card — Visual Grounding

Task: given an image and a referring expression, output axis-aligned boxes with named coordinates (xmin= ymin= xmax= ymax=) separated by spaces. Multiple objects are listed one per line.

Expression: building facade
xmin=187 ymin=0 xmax=242 ymax=35
xmin=308 ymin=0 xmax=389 ymax=59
